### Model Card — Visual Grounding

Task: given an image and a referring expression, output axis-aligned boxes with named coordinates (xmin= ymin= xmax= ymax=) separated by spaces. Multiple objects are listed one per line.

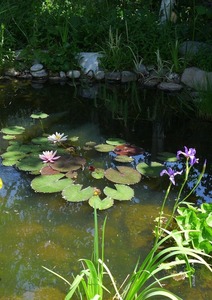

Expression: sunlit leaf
xmin=157 ymin=152 xmax=178 ymax=162
xmin=89 ymin=195 xmax=114 ymax=210
xmin=94 ymin=144 xmax=115 ymax=152
xmin=105 ymin=166 xmax=141 ymax=184
xmin=1 ymin=126 xmax=25 ymax=135
xmin=0 ymin=178 xmax=3 ymax=189
xmin=103 ymin=184 xmax=134 ymax=200
xmin=30 ymin=112 xmax=49 ymax=119
xmin=114 ymin=155 xmax=134 ymax=163
xmin=136 ymin=161 xmax=164 ymax=178
xmin=106 ymin=138 xmax=126 ymax=146
xmin=91 ymin=168 xmax=105 ymax=179
xmin=31 ymin=174 xmax=71 ymax=193
xmin=62 ymin=184 xmax=94 ymax=202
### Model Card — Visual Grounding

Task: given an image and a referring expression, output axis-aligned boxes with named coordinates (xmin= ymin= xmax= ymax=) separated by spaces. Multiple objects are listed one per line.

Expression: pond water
xmin=0 ymin=79 xmax=211 ymax=299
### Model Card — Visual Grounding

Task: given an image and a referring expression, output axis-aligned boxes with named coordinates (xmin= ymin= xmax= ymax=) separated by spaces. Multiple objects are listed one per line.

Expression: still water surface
xmin=0 ymin=80 xmax=211 ymax=299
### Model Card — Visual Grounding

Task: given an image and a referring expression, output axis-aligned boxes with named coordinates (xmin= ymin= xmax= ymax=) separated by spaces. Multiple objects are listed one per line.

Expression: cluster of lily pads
xmin=0 ymin=113 xmax=177 ymax=210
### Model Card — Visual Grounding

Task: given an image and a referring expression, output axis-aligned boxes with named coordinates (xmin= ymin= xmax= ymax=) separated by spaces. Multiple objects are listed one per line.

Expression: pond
xmin=0 ymin=79 xmax=211 ymax=299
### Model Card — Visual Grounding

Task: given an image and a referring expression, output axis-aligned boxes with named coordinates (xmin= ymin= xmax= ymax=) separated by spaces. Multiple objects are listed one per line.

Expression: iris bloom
xmin=160 ymin=167 xmax=183 ymax=185
xmin=177 ymin=146 xmax=199 ymax=166
xmin=48 ymin=132 xmax=68 ymax=144
xmin=39 ymin=150 xmax=60 ymax=163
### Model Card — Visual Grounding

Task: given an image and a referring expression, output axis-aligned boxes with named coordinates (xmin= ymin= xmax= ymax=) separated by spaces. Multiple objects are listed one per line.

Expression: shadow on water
xmin=0 ymin=80 xmax=211 ymax=299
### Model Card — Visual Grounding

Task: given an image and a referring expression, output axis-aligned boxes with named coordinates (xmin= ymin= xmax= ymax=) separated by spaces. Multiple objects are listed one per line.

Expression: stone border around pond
xmin=2 ymin=49 xmax=212 ymax=92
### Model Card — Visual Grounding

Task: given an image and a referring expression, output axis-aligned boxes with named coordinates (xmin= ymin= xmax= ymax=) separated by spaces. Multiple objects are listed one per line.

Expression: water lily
xmin=48 ymin=132 xmax=68 ymax=144
xmin=177 ymin=146 xmax=199 ymax=166
xmin=160 ymin=167 xmax=183 ymax=185
xmin=39 ymin=150 xmax=60 ymax=163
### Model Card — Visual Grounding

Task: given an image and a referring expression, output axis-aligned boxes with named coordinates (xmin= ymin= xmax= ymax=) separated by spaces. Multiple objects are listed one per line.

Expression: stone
xmin=94 ymin=70 xmax=105 ymax=80
xmin=59 ymin=71 xmax=66 ymax=78
xmin=105 ymin=72 xmax=121 ymax=81
xmin=77 ymin=52 xmax=103 ymax=74
xmin=157 ymin=82 xmax=183 ymax=92
xmin=134 ymin=63 xmax=148 ymax=76
xmin=4 ymin=68 xmax=20 ymax=77
xmin=30 ymin=63 xmax=44 ymax=72
xmin=143 ymin=78 xmax=160 ymax=89
xmin=66 ymin=70 xmax=81 ymax=79
xmin=179 ymin=41 xmax=212 ymax=56
xmin=181 ymin=67 xmax=212 ymax=91
xmin=30 ymin=69 xmax=48 ymax=78
xmin=121 ymin=71 xmax=137 ymax=83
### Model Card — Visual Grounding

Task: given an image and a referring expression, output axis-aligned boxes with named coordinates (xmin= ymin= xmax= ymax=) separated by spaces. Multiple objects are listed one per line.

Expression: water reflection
xmin=0 ymin=80 xmax=211 ymax=299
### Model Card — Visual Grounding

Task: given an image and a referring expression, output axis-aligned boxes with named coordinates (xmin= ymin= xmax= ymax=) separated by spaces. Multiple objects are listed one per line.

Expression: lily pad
xmin=157 ymin=152 xmax=178 ymax=162
xmin=1 ymin=126 xmax=25 ymax=135
xmin=91 ymin=168 xmax=105 ymax=179
xmin=114 ymin=155 xmax=134 ymax=163
xmin=114 ymin=144 xmax=144 ymax=156
xmin=30 ymin=112 xmax=49 ymax=119
xmin=94 ymin=143 xmax=115 ymax=152
xmin=31 ymin=174 xmax=71 ymax=193
xmin=40 ymin=165 xmax=60 ymax=175
xmin=16 ymin=156 xmax=44 ymax=173
xmin=106 ymin=138 xmax=126 ymax=146
xmin=89 ymin=195 xmax=114 ymax=210
xmin=62 ymin=184 xmax=94 ymax=202
xmin=50 ymin=156 xmax=86 ymax=172
xmin=136 ymin=161 xmax=164 ymax=178
xmin=69 ymin=136 xmax=79 ymax=142
xmin=2 ymin=135 xmax=16 ymax=140
xmin=103 ymin=184 xmax=134 ymax=200
xmin=1 ymin=151 xmax=26 ymax=166
xmin=105 ymin=166 xmax=141 ymax=185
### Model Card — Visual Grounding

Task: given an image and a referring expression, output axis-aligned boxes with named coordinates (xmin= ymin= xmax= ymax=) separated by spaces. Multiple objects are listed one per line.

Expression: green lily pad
xmin=1 ymin=126 xmax=25 ymax=135
xmin=91 ymin=168 xmax=105 ymax=179
xmin=157 ymin=152 xmax=177 ymax=162
xmin=103 ymin=184 xmax=134 ymax=200
xmin=114 ymin=155 xmax=134 ymax=163
xmin=105 ymin=166 xmax=141 ymax=185
xmin=16 ymin=156 xmax=44 ymax=172
xmin=3 ymin=135 xmax=16 ymax=140
xmin=136 ymin=161 xmax=164 ymax=178
xmin=50 ymin=156 xmax=86 ymax=172
xmin=94 ymin=144 xmax=115 ymax=152
xmin=31 ymin=174 xmax=71 ymax=193
xmin=89 ymin=195 xmax=114 ymax=210
xmin=30 ymin=112 xmax=49 ymax=119
xmin=62 ymin=184 xmax=94 ymax=202
xmin=106 ymin=138 xmax=126 ymax=146
xmin=1 ymin=151 xmax=26 ymax=166
xmin=69 ymin=136 xmax=79 ymax=142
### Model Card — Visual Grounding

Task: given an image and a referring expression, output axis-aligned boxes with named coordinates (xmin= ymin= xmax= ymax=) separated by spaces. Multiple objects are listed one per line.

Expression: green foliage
xmin=136 ymin=161 xmax=164 ymax=178
xmin=104 ymin=166 xmax=141 ymax=185
xmin=103 ymin=184 xmax=134 ymax=201
xmin=176 ymin=203 xmax=212 ymax=254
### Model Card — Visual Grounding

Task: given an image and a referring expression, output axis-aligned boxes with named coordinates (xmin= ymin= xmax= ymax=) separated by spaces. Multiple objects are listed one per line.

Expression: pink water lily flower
xmin=39 ymin=150 xmax=60 ymax=163
xmin=177 ymin=146 xmax=199 ymax=166
xmin=48 ymin=132 xmax=68 ymax=144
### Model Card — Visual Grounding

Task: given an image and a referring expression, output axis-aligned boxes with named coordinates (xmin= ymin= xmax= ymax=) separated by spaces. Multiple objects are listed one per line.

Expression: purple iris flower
xmin=177 ymin=146 xmax=199 ymax=166
xmin=160 ymin=168 xmax=183 ymax=185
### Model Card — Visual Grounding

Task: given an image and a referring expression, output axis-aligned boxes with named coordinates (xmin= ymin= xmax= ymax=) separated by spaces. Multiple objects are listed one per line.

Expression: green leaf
xmin=30 ymin=112 xmax=49 ymax=119
xmin=106 ymin=138 xmax=125 ymax=146
xmin=50 ymin=156 xmax=86 ymax=172
xmin=16 ymin=156 xmax=43 ymax=173
xmin=1 ymin=125 xmax=25 ymax=135
xmin=62 ymin=184 xmax=94 ymax=202
xmin=2 ymin=135 xmax=16 ymax=140
xmin=206 ymin=213 xmax=212 ymax=227
xmin=89 ymin=195 xmax=114 ymax=210
xmin=103 ymin=184 xmax=134 ymax=200
xmin=91 ymin=168 xmax=105 ymax=179
xmin=105 ymin=166 xmax=141 ymax=185
xmin=31 ymin=174 xmax=71 ymax=193
xmin=94 ymin=144 xmax=115 ymax=152
xmin=157 ymin=152 xmax=178 ymax=162
xmin=114 ymin=155 xmax=134 ymax=163
xmin=136 ymin=161 xmax=164 ymax=178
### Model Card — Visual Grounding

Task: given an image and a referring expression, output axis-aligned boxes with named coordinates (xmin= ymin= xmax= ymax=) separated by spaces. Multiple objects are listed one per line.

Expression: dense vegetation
xmin=0 ymin=0 xmax=211 ymax=72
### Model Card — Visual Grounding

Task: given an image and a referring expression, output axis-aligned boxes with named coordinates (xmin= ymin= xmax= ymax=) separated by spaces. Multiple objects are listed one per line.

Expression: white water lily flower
xmin=48 ymin=132 xmax=68 ymax=143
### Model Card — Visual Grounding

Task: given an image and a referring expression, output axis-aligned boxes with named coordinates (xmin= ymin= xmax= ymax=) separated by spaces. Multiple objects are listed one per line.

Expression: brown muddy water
xmin=0 ymin=79 xmax=211 ymax=299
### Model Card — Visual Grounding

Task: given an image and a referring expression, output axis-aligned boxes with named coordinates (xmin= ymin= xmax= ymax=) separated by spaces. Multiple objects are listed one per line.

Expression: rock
xmin=121 ymin=71 xmax=137 ymax=83
xmin=30 ymin=69 xmax=48 ymax=78
xmin=134 ymin=63 xmax=148 ymax=76
xmin=181 ymin=67 xmax=212 ymax=91
xmin=94 ymin=70 xmax=105 ymax=81
xmin=105 ymin=72 xmax=121 ymax=81
xmin=77 ymin=52 xmax=103 ymax=74
xmin=143 ymin=78 xmax=160 ymax=89
xmin=179 ymin=41 xmax=212 ymax=56
xmin=4 ymin=68 xmax=20 ymax=77
xmin=30 ymin=63 xmax=44 ymax=72
xmin=66 ymin=70 xmax=81 ymax=79
xmin=167 ymin=72 xmax=180 ymax=83
xmin=59 ymin=71 xmax=66 ymax=78
xmin=157 ymin=82 xmax=183 ymax=92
